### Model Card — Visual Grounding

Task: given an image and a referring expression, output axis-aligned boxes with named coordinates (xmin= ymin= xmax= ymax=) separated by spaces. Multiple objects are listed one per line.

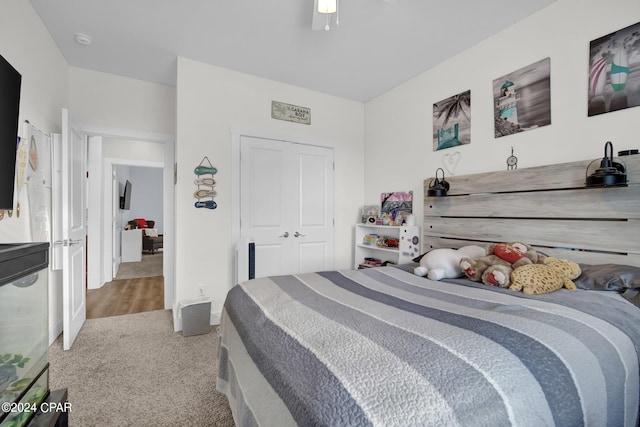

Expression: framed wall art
xmin=380 ymin=191 xmax=412 ymax=226
xmin=433 ymin=90 xmax=471 ymax=151
xmin=493 ymin=57 xmax=551 ymax=138
xmin=588 ymin=21 xmax=640 ymax=116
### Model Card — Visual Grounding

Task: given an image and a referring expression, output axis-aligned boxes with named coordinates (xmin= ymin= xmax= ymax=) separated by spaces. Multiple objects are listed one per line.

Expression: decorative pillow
xmin=144 ymin=228 xmax=158 ymax=238
xmin=135 ymin=218 xmax=148 ymax=228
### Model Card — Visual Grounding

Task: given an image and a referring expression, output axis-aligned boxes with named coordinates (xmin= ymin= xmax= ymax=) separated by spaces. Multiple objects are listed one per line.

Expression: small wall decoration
xmin=506 ymin=147 xmax=518 ymax=170
xmin=442 ymin=151 xmax=461 ymax=175
xmin=271 ymin=100 xmax=311 ymax=125
xmin=433 ymin=90 xmax=471 ymax=151
xmin=588 ymin=21 xmax=640 ymax=116
xmin=193 ymin=156 xmax=217 ymax=210
xmin=13 ymin=135 xmax=29 ymax=217
xmin=380 ymin=191 xmax=412 ymax=225
xmin=493 ymin=57 xmax=551 ymax=138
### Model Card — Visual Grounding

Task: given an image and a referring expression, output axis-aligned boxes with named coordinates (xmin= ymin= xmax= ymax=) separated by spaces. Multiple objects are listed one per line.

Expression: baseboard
xmin=210 ymin=310 xmax=221 ymax=326
xmin=172 ymin=305 xmax=181 ymax=332
xmin=49 ymin=319 xmax=63 ymax=346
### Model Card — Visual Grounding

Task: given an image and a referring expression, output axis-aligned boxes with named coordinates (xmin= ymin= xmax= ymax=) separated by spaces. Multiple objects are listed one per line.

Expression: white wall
xmin=126 ymin=167 xmax=164 ymax=232
xmin=365 ymin=0 xmax=640 ymax=231
xmin=103 ymin=138 xmax=166 ymax=162
xmin=175 ymin=58 xmax=366 ymax=319
xmin=0 ymin=0 xmax=69 ymax=344
xmin=68 ymin=67 xmax=176 ymax=134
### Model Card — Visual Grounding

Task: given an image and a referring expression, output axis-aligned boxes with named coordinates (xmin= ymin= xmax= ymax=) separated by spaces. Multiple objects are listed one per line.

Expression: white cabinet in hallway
xmin=121 ymin=229 xmax=142 ymax=262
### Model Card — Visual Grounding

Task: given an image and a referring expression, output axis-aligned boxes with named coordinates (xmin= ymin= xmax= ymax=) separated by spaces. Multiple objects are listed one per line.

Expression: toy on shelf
xmin=194 ymin=156 xmax=217 ymax=210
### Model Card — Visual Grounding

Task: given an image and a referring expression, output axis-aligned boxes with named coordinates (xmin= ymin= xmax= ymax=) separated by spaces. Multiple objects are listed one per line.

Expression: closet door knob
xmin=279 ymin=232 xmax=289 ymax=238
xmin=294 ymin=231 xmax=306 ymax=238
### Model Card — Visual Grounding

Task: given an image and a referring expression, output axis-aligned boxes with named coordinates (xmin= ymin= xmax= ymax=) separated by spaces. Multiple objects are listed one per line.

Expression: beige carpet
xmin=48 ymin=310 xmax=234 ymax=426
xmin=115 ymin=252 xmax=163 ymax=280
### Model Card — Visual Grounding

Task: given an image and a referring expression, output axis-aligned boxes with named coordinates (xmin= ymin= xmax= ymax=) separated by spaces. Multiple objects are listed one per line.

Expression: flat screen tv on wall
xmin=120 ymin=180 xmax=132 ymax=210
xmin=0 ymin=54 xmax=22 ymax=210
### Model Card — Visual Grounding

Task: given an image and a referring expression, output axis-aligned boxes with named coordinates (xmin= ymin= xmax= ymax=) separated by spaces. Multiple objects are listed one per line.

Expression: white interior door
xmin=61 ymin=108 xmax=87 ymax=350
xmin=294 ymin=143 xmax=335 ymax=273
xmin=240 ymin=136 xmax=334 ymax=278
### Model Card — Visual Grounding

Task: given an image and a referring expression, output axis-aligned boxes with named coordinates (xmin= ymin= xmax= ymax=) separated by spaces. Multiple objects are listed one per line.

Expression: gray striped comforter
xmin=217 ymin=266 xmax=640 ymax=426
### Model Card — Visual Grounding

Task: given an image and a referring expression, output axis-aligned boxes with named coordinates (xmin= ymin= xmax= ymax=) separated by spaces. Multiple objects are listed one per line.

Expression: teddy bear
xmin=460 ymin=242 xmax=545 ymax=288
xmin=459 ymin=254 xmax=508 ymax=281
xmin=486 ymin=242 xmax=539 ymax=267
xmin=508 ymin=256 xmax=581 ymax=295
xmin=414 ymin=245 xmax=485 ymax=281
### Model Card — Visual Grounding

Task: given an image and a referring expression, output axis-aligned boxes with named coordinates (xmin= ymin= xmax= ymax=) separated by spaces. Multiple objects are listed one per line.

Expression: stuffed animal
xmin=486 ymin=242 xmax=535 ymax=268
xmin=508 ymin=257 xmax=581 ymax=295
xmin=414 ymin=245 xmax=485 ymax=281
xmin=482 ymin=264 xmax=514 ymax=288
xmin=460 ymin=242 xmax=536 ymax=287
xmin=460 ymin=255 xmax=510 ymax=282
xmin=508 ymin=242 xmax=544 ymax=264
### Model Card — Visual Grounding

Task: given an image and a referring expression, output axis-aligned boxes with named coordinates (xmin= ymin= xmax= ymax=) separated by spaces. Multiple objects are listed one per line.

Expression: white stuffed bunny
xmin=414 ymin=245 xmax=485 ymax=281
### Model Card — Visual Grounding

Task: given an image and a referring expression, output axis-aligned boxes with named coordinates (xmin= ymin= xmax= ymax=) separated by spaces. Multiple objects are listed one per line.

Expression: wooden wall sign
xmin=271 ymin=101 xmax=311 ymax=125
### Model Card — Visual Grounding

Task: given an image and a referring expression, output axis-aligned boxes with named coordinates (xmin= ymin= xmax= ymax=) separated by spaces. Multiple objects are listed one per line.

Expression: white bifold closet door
xmin=240 ymin=135 xmax=334 ymax=279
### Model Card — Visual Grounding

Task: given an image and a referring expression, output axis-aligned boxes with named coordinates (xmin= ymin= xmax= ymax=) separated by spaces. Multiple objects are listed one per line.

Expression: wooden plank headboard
xmin=423 ymin=154 xmax=640 ymax=266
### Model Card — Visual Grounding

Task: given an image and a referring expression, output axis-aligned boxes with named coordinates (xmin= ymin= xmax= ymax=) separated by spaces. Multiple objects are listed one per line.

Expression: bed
xmin=217 ymin=154 xmax=640 ymax=426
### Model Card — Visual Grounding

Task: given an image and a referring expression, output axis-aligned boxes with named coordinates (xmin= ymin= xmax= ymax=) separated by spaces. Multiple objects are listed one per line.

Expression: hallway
xmin=87 ymin=276 xmax=163 ymax=319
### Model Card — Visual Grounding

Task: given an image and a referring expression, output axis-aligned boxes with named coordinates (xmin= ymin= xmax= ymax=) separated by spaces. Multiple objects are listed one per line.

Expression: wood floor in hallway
xmin=87 ymin=276 xmax=164 ymax=319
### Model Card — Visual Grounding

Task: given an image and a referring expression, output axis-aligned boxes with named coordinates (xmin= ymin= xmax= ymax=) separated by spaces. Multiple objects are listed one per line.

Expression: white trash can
xmin=179 ymin=298 xmax=212 ymax=337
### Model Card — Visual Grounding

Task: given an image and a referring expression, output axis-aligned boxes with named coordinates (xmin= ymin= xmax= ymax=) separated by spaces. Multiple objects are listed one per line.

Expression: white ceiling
xmin=29 ymin=0 xmax=557 ymax=102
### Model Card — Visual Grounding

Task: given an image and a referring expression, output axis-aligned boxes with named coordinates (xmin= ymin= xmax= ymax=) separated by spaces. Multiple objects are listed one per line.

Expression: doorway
xmin=84 ymin=126 xmax=175 ymax=312
xmin=111 ymin=163 xmax=164 ymax=279
xmin=88 ymin=162 xmax=164 ymax=320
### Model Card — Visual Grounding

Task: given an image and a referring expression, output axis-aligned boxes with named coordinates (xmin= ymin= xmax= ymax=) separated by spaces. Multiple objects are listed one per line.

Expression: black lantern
xmin=585 ymin=141 xmax=627 ymax=187
xmin=428 ymin=168 xmax=450 ymax=197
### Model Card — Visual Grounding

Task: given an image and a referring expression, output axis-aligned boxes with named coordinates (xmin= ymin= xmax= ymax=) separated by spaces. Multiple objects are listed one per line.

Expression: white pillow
xmin=144 ymin=228 xmax=158 ymax=237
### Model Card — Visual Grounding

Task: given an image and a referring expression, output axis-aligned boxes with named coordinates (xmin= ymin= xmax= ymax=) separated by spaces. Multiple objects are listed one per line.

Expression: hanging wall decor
xmin=13 ymin=135 xmax=29 ymax=217
xmin=194 ymin=156 xmax=217 ymax=210
xmin=493 ymin=58 xmax=551 ymax=138
xmin=442 ymin=151 xmax=461 ymax=175
xmin=271 ymin=100 xmax=311 ymax=125
xmin=506 ymin=147 xmax=518 ymax=170
xmin=433 ymin=90 xmax=471 ymax=151
xmin=588 ymin=21 xmax=640 ymax=116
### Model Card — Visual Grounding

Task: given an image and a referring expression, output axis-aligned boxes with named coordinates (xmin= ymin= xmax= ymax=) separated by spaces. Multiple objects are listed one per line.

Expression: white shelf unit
xmin=354 ymin=224 xmax=421 ymax=269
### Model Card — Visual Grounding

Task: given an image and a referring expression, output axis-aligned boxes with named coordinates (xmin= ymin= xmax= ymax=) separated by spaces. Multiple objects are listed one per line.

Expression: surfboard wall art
xmin=588 ymin=21 xmax=640 ymax=117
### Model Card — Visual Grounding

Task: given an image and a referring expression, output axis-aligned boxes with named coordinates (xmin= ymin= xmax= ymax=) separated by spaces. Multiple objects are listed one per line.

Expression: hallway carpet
xmin=114 ymin=252 xmax=163 ymax=280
